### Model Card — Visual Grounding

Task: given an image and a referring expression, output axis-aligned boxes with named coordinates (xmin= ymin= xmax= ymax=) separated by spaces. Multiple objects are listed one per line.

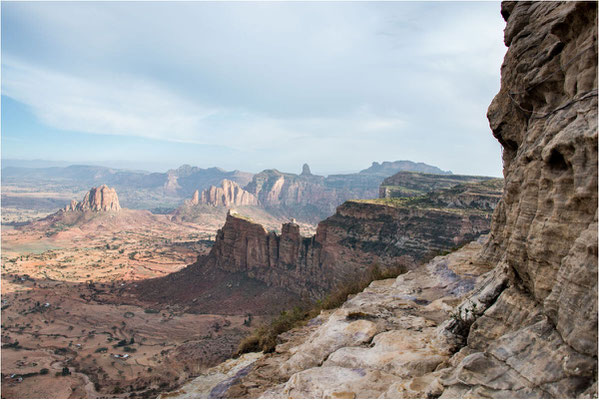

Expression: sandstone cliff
xmin=164 ymin=2 xmax=597 ymax=398
xmin=445 ymin=1 xmax=598 ymax=396
xmin=63 ymin=185 xmax=121 ymax=212
xmin=175 ymin=178 xmax=498 ymax=300
xmin=243 ymin=162 xmax=455 ymax=223
xmin=196 ymin=180 xmax=258 ymax=207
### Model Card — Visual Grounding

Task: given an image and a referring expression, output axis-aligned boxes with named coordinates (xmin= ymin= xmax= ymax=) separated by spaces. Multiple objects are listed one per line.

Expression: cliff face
xmin=244 ymin=168 xmax=331 ymax=208
xmin=196 ymin=179 xmax=258 ymax=207
xmin=63 ymin=185 xmax=121 ymax=212
xmin=205 ymin=212 xmax=317 ymax=297
xmin=482 ymin=0 xmax=597 ymax=357
xmin=442 ymin=2 xmax=597 ymax=396
xmin=165 ymin=165 xmax=254 ymax=198
xmin=202 ymin=178 xmax=497 ymax=299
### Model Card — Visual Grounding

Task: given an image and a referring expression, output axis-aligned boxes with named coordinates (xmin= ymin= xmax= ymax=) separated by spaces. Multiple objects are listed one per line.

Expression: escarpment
xmin=154 ymin=180 xmax=499 ymax=303
xmin=379 ymin=171 xmax=499 ymax=199
xmin=163 ymin=2 xmax=597 ymax=399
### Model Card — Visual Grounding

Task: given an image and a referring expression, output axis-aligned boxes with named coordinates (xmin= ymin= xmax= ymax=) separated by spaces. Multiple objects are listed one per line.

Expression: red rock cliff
xmin=204 ymin=183 xmax=496 ymax=298
xmin=64 ymin=185 xmax=121 ymax=212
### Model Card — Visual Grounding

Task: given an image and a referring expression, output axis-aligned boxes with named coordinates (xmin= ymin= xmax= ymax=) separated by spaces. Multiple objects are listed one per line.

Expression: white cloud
xmin=2 ymin=57 xmax=411 ymax=152
xmin=2 ymin=58 xmax=215 ymax=142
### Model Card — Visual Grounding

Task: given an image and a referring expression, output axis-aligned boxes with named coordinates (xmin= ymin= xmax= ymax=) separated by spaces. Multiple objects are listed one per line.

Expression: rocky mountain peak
xmin=300 ymin=163 xmax=312 ymax=176
xmin=64 ymin=184 xmax=121 ymax=212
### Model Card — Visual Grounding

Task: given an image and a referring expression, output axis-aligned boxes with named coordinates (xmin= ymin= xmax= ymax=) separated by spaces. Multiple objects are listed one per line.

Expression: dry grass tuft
xmin=235 ymin=262 xmax=407 ymax=356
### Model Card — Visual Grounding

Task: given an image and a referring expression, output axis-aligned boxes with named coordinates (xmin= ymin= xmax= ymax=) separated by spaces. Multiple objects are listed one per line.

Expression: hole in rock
xmin=547 ymin=149 xmax=570 ymax=171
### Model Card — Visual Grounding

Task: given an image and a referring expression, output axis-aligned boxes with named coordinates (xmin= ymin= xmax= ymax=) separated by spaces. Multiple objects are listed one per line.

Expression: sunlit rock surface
xmin=63 ymin=184 xmax=121 ymax=212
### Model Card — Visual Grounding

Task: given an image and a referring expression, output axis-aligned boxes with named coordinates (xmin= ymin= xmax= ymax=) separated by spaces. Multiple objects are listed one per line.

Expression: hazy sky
xmin=2 ymin=1 xmax=506 ymax=176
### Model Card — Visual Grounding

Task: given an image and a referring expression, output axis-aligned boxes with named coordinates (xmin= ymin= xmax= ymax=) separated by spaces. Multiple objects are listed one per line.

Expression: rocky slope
xmin=164 ymin=239 xmax=495 ymax=398
xmin=63 ymin=184 xmax=121 ymax=212
xmin=164 ymin=2 xmax=597 ymax=398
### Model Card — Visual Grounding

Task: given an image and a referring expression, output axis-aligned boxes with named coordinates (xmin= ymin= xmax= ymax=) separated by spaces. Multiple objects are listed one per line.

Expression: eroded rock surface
xmin=441 ymin=2 xmax=598 ymax=397
xmin=201 ymin=186 xmax=494 ymax=299
xmin=63 ymin=184 xmax=121 ymax=212
xmin=196 ymin=179 xmax=259 ymax=207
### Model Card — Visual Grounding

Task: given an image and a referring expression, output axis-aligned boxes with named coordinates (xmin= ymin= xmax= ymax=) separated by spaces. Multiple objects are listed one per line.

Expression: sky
xmin=1 ymin=1 xmax=507 ymax=176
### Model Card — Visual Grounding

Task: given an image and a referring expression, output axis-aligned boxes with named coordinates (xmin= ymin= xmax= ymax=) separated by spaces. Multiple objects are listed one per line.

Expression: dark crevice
xmin=547 ymin=149 xmax=570 ymax=171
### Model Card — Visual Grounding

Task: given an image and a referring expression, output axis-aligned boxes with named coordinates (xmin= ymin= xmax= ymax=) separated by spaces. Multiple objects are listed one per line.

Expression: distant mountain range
xmin=2 ymin=160 xmax=453 ymax=219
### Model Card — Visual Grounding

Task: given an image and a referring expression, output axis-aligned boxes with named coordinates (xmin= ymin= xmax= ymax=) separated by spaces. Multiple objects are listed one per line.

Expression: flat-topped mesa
xmin=379 ymin=171 xmax=500 ymax=199
xmin=197 ymin=179 xmax=258 ymax=207
xmin=64 ymin=185 xmax=121 ymax=212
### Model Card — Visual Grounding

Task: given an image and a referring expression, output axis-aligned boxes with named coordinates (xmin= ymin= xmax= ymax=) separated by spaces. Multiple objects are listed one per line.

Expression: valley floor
xmin=0 ymin=216 xmax=263 ymax=398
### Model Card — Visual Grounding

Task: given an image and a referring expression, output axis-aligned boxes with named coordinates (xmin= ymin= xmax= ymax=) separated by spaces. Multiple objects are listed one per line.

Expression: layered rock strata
xmin=195 ymin=179 xmax=258 ymax=207
xmin=63 ymin=185 xmax=121 ymax=212
xmin=445 ymin=1 xmax=598 ymax=396
xmin=201 ymin=177 xmax=497 ymax=299
xmin=379 ymin=171 xmax=499 ymax=199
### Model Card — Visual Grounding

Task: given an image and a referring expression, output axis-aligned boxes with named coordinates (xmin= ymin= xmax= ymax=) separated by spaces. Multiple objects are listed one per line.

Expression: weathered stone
xmin=198 ymin=179 xmax=258 ymax=207
xmin=201 ymin=187 xmax=494 ymax=298
xmin=63 ymin=185 xmax=121 ymax=212
xmin=441 ymin=2 xmax=598 ymax=398
xmin=482 ymin=1 xmax=597 ymax=356
xmin=173 ymin=241 xmax=492 ymax=398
